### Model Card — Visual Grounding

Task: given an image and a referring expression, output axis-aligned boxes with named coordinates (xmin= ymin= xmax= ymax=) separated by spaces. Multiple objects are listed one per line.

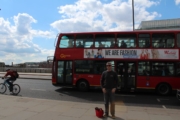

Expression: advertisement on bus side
xmin=84 ymin=49 xmax=179 ymax=59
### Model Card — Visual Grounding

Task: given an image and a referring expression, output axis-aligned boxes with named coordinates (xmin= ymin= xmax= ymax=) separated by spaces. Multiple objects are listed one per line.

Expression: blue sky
xmin=0 ymin=0 xmax=180 ymax=65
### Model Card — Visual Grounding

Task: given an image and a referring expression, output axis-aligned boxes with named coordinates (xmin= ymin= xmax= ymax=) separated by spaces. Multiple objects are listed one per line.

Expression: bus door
xmin=117 ymin=62 xmax=136 ymax=91
xmin=57 ymin=61 xmax=73 ymax=85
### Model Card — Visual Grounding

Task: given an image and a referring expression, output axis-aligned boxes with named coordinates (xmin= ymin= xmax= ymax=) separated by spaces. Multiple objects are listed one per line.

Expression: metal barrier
xmin=0 ymin=67 xmax=52 ymax=73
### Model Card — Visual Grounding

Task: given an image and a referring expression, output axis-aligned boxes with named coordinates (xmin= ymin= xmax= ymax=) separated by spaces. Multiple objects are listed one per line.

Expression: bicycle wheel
xmin=12 ymin=84 xmax=21 ymax=95
xmin=0 ymin=83 xmax=7 ymax=94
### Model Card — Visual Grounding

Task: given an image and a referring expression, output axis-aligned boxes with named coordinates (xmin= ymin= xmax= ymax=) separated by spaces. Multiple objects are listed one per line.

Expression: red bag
xmin=95 ymin=107 xmax=104 ymax=118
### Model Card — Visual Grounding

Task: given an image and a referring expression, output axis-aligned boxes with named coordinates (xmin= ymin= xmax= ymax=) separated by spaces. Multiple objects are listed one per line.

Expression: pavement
xmin=0 ymin=94 xmax=180 ymax=120
xmin=0 ymin=73 xmax=180 ymax=120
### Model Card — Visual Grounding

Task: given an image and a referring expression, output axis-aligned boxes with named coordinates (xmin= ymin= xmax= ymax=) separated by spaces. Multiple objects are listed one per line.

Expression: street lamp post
xmin=132 ymin=0 xmax=135 ymax=31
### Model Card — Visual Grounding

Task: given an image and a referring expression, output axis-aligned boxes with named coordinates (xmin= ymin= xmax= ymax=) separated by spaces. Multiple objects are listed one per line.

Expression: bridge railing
xmin=0 ymin=67 xmax=52 ymax=73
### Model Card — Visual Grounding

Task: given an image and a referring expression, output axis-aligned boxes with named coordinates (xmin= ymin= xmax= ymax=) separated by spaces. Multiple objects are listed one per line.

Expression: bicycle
xmin=0 ymin=78 xmax=21 ymax=95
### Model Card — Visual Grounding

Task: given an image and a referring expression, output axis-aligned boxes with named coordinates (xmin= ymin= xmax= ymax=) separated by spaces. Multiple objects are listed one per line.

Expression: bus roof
xmin=58 ymin=30 xmax=180 ymax=35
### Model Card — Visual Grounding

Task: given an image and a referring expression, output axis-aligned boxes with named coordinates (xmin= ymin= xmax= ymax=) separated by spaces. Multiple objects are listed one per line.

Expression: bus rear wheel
xmin=77 ymin=80 xmax=89 ymax=91
xmin=156 ymin=83 xmax=171 ymax=95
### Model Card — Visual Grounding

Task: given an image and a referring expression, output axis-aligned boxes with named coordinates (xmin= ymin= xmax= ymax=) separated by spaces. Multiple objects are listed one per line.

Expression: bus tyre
xmin=77 ymin=80 xmax=89 ymax=91
xmin=156 ymin=83 xmax=171 ymax=95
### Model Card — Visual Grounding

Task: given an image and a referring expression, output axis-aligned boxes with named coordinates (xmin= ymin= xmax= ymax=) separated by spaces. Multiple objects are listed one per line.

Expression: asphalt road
xmin=1 ymin=78 xmax=180 ymax=110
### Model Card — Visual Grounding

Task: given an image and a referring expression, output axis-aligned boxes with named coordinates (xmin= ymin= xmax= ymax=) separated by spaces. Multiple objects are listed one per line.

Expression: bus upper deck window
xmin=138 ymin=34 xmax=150 ymax=48
xmin=76 ymin=34 xmax=93 ymax=48
xmin=152 ymin=33 xmax=175 ymax=48
xmin=68 ymin=40 xmax=74 ymax=48
xmin=177 ymin=33 xmax=180 ymax=48
xmin=95 ymin=34 xmax=115 ymax=48
xmin=76 ymin=41 xmax=84 ymax=48
xmin=59 ymin=35 xmax=74 ymax=48
xmin=117 ymin=34 xmax=136 ymax=48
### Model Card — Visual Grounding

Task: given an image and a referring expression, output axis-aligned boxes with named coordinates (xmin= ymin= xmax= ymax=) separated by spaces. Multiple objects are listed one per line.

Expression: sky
xmin=0 ymin=0 xmax=180 ymax=65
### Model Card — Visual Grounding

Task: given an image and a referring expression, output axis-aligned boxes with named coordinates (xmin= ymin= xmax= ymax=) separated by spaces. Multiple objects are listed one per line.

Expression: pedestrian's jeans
xmin=103 ymin=89 xmax=115 ymax=116
xmin=5 ymin=77 xmax=15 ymax=91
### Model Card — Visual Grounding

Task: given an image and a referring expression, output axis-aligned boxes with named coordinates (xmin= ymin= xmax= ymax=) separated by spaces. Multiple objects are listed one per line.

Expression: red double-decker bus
xmin=52 ymin=30 xmax=180 ymax=95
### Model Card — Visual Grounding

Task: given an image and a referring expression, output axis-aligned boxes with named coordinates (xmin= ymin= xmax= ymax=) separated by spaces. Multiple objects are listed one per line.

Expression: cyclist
xmin=2 ymin=69 xmax=17 ymax=92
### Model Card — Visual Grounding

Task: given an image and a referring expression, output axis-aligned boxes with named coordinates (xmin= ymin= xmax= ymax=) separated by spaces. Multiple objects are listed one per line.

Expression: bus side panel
xmin=90 ymin=75 xmax=102 ymax=86
xmin=73 ymin=74 xmax=101 ymax=87
xmin=136 ymin=76 xmax=152 ymax=89
xmin=137 ymin=76 xmax=180 ymax=90
xmin=57 ymin=49 xmax=84 ymax=59
xmin=52 ymin=57 xmax=57 ymax=85
xmin=150 ymin=76 xmax=180 ymax=90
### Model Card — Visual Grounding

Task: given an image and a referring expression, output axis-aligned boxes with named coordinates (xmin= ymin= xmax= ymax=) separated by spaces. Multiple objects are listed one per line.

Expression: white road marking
xmin=157 ymin=98 xmax=169 ymax=102
xmin=157 ymin=99 xmax=160 ymax=102
xmin=30 ymin=88 xmax=46 ymax=91
xmin=162 ymin=105 xmax=166 ymax=109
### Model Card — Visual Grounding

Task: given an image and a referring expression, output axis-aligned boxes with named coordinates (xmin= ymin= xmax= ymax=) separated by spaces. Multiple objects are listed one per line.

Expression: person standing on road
xmin=100 ymin=62 xmax=118 ymax=119
xmin=2 ymin=69 xmax=16 ymax=92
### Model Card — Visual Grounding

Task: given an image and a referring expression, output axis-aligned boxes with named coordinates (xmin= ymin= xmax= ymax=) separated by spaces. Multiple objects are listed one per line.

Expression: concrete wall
xmin=0 ymin=67 xmax=52 ymax=73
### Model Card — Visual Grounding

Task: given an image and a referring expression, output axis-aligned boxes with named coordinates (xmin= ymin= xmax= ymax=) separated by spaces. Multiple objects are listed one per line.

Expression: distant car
xmin=177 ymin=89 xmax=180 ymax=101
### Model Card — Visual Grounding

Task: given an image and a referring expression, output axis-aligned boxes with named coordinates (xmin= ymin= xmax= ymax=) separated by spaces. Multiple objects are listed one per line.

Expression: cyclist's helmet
xmin=6 ymin=69 xmax=10 ymax=71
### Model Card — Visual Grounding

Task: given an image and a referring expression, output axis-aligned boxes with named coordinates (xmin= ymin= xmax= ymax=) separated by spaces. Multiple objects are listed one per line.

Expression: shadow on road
xmin=55 ymin=87 xmax=180 ymax=109
xmin=55 ymin=87 xmax=103 ymax=103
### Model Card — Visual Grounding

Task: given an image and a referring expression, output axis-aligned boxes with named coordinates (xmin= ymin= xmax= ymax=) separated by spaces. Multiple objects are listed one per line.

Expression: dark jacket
xmin=5 ymin=70 xmax=16 ymax=79
xmin=100 ymin=70 xmax=118 ymax=89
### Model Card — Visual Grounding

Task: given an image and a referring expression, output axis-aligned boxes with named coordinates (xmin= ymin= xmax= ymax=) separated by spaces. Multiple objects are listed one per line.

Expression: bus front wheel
xmin=77 ymin=80 xmax=89 ymax=91
xmin=156 ymin=83 xmax=171 ymax=95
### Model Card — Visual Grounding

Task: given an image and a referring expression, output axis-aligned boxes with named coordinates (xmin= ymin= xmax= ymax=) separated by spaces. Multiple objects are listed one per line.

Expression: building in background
xmin=138 ymin=18 xmax=180 ymax=30
xmin=13 ymin=61 xmax=52 ymax=68
xmin=13 ymin=62 xmax=39 ymax=68
xmin=39 ymin=61 xmax=52 ymax=68
xmin=0 ymin=62 xmax=5 ymax=67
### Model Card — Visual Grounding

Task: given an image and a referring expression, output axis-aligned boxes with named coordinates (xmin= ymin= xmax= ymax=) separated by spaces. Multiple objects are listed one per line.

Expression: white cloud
xmin=130 ymin=0 xmax=160 ymax=8
xmin=0 ymin=14 xmax=54 ymax=65
xmin=175 ymin=0 xmax=180 ymax=5
xmin=14 ymin=13 xmax=37 ymax=35
xmin=51 ymin=0 xmax=161 ymax=32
